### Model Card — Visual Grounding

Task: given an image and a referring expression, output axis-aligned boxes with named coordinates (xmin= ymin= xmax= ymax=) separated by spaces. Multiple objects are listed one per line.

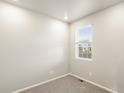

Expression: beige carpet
xmin=19 ymin=75 xmax=112 ymax=93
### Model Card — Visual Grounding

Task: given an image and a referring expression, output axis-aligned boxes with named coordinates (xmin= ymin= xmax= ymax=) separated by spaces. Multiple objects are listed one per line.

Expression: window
xmin=75 ymin=25 xmax=93 ymax=61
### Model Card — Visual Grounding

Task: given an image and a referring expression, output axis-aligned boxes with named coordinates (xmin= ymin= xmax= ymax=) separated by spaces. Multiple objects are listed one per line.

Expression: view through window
xmin=75 ymin=25 xmax=92 ymax=60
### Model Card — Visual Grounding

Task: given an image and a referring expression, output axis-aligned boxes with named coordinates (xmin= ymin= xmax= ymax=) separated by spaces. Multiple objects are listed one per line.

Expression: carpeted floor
xmin=19 ymin=75 xmax=112 ymax=93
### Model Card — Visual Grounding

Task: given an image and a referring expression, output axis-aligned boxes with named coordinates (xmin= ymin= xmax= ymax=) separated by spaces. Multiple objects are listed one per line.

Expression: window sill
xmin=76 ymin=57 xmax=92 ymax=61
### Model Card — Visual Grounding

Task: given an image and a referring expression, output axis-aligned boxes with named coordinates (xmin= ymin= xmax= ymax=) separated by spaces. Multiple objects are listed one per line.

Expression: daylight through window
xmin=76 ymin=25 xmax=92 ymax=60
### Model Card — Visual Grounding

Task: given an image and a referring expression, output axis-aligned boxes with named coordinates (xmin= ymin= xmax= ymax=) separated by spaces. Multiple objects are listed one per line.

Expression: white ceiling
xmin=2 ymin=0 xmax=124 ymax=23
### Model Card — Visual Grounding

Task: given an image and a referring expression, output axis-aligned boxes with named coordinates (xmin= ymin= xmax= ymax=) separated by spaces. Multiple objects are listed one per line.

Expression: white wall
xmin=0 ymin=1 xmax=69 ymax=93
xmin=70 ymin=2 xmax=124 ymax=93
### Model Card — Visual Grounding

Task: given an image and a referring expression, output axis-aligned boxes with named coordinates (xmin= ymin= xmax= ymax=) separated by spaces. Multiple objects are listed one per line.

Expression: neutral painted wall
xmin=70 ymin=2 xmax=124 ymax=93
xmin=0 ymin=1 xmax=69 ymax=93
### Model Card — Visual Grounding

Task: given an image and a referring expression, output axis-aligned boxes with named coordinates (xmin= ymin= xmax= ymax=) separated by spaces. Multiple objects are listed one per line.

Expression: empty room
xmin=0 ymin=0 xmax=124 ymax=93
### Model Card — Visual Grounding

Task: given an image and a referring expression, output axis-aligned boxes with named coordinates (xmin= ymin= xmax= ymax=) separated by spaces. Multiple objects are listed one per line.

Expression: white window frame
xmin=75 ymin=25 xmax=93 ymax=61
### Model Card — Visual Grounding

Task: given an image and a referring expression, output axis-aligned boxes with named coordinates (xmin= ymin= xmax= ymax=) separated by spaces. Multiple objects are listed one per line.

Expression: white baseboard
xmin=68 ymin=73 xmax=118 ymax=93
xmin=12 ymin=73 xmax=118 ymax=93
xmin=12 ymin=74 xmax=69 ymax=93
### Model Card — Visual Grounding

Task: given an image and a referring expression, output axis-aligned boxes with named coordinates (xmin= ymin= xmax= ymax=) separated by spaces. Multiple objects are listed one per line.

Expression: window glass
xmin=75 ymin=25 xmax=92 ymax=61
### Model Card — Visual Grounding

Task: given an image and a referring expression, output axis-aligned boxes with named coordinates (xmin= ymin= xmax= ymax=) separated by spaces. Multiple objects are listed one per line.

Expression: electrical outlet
xmin=89 ymin=72 xmax=92 ymax=76
xmin=49 ymin=71 xmax=54 ymax=75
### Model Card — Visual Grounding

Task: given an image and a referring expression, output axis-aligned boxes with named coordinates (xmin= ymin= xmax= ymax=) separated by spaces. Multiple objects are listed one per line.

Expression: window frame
xmin=75 ymin=25 xmax=93 ymax=61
